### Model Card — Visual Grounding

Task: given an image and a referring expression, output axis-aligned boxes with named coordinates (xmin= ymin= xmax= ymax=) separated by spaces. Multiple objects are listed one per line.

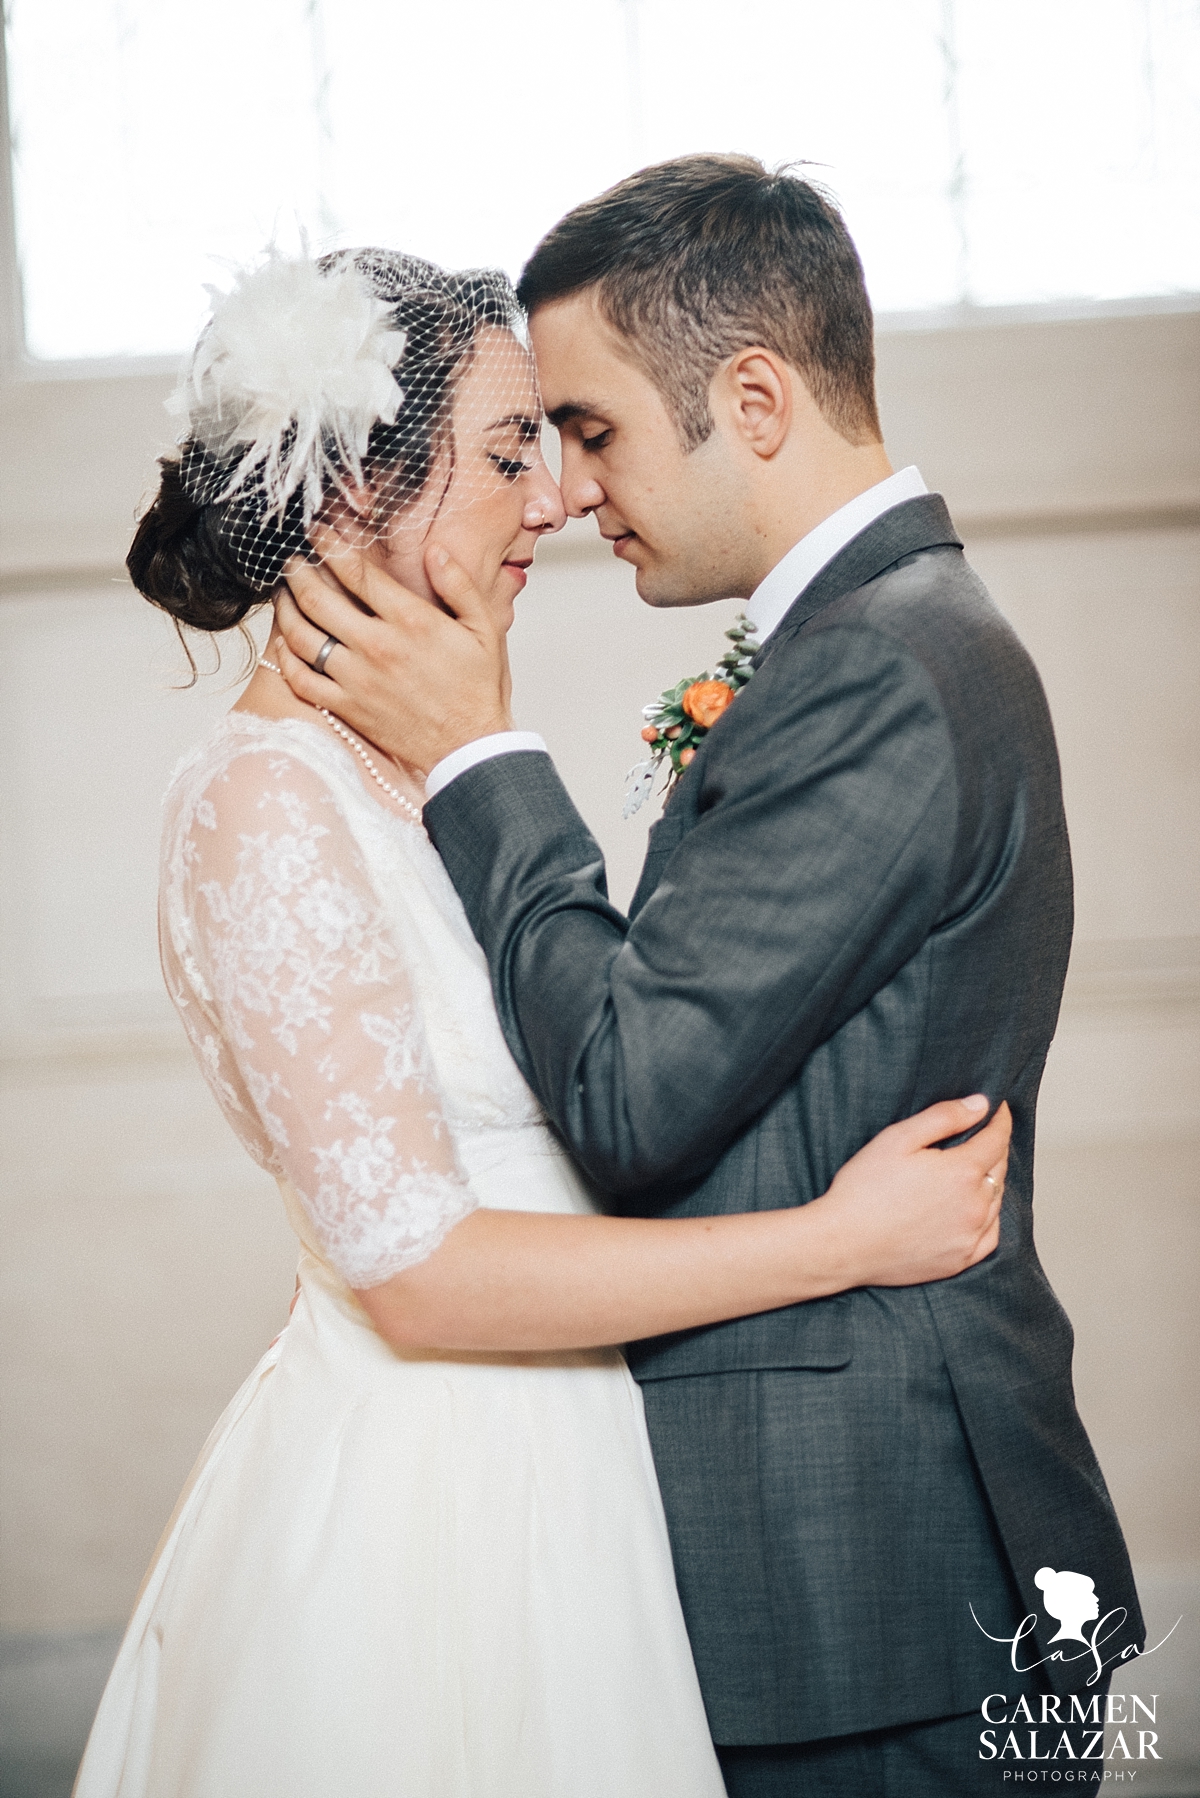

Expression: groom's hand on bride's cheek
xmin=274 ymin=532 xmax=513 ymax=773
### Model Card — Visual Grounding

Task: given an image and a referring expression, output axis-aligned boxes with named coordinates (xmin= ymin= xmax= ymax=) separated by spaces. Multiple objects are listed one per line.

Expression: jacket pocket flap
xmin=627 ymin=1294 xmax=852 ymax=1381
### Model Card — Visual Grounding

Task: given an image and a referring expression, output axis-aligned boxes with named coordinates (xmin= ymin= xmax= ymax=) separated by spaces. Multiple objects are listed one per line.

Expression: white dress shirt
xmin=744 ymin=464 xmax=928 ymax=646
xmin=424 ymin=465 xmax=928 ymax=800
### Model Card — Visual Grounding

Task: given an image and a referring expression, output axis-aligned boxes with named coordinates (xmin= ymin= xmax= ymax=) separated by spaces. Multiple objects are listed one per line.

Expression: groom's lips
xmin=606 ymin=531 xmax=637 ymax=559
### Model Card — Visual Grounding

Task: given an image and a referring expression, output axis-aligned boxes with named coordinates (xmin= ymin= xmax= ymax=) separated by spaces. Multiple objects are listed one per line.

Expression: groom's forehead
xmin=529 ymin=293 xmax=655 ymax=417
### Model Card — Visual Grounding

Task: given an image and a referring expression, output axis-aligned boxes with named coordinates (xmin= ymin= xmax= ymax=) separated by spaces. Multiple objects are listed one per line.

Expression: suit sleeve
xmin=424 ymin=623 xmax=958 ymax=1201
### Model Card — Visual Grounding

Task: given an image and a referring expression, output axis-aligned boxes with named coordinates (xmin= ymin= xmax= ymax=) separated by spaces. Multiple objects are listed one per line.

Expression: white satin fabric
xmin=75 ymin=714 xmax=725 ymax=1798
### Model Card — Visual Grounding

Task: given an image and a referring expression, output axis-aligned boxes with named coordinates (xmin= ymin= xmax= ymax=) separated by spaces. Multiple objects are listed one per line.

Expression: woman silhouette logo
xmin=1035 ymin=1567 xmax=1101 ymax=1643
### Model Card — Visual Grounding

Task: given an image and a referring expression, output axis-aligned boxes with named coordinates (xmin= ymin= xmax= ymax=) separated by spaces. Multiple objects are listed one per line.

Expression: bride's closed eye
xmin=486 ymin=416 xmax=542 ymax=482
xmin=488 ymin=454 xmax=534 ymax=480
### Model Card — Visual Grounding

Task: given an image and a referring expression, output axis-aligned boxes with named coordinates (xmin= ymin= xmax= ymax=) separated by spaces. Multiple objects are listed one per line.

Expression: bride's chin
xmin=487 ymin=587 xmax=517 ymax=633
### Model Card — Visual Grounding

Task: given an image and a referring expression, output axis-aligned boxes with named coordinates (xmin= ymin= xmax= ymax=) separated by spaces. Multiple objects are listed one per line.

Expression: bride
xmin=75 ymin=248 xmax=1007 ymax=1798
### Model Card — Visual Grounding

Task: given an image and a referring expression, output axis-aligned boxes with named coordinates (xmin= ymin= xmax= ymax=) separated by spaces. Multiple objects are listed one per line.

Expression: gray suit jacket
xmin=425 ymin=495 xmax=1141 ymax=1743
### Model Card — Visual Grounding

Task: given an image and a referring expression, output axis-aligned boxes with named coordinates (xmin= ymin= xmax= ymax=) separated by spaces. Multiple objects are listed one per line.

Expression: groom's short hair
xmin=518 ymin=153 xmax=881 ymax=452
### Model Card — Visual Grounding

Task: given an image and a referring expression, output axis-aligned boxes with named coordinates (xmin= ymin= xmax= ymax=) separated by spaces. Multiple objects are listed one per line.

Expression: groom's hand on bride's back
xmin=275 ymin=528 xmax=514 ymax=774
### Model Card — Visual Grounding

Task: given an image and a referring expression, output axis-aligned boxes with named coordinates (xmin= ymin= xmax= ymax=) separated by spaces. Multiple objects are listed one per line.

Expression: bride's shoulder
xmin=167 ymin=709 xmax=352 ymax=797
xmin=163 ymin=711 xmax=359 ymax=840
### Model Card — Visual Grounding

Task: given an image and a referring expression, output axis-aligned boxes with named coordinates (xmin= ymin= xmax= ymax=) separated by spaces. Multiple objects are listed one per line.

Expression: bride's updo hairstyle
xmin=129 ymin=248 xmax=527 ymax=635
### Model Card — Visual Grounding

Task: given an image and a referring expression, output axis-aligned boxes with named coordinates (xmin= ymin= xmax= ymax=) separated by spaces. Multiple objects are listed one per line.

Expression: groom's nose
xmin=558 ymin=447 xmax=607 ymax=519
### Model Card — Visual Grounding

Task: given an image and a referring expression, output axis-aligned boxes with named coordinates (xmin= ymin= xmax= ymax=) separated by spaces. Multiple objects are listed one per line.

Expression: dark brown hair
xmin=517 ymin=153 xmax=881 ymax=451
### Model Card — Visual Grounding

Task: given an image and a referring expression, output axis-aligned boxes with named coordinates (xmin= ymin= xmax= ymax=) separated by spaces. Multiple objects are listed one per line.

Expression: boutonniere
xmin=623 ymin=614 xmax=760 ymax=816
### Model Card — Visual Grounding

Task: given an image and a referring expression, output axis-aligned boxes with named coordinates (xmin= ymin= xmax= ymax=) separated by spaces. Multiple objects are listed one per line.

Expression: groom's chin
xmin=635 ymin=570 xmax=735 ymax=610
xmin=630 ymin=559 xmax=690 ymax=608
xmin=634 ymin=578 xmax=683 ymax=609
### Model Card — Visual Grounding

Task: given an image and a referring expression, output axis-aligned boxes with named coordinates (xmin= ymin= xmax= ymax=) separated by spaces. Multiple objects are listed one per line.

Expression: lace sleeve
xmin=173 ymin=746 xmax=477 ymax=1288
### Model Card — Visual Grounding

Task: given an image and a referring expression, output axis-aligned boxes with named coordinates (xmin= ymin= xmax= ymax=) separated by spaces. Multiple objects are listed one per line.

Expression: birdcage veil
xmin=167 ymin=245 xmax=536 ymax=595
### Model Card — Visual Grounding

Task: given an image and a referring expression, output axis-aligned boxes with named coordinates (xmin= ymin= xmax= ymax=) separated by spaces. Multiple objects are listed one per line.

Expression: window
xmin=5 ymin=0 xmax=1198 ymax=362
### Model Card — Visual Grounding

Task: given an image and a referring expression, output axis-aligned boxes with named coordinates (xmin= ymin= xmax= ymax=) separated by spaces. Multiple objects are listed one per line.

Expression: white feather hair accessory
xmin=169 ymin=248 xmax=408 ymax=526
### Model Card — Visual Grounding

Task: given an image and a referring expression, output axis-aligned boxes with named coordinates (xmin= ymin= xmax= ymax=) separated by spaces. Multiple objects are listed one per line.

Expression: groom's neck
xmin=746 ymin=434 xmax=896 ymax=587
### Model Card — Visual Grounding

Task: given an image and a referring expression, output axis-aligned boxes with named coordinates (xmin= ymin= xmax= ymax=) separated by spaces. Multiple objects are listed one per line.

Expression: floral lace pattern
xmin=161 ymin=731 xmax=477 ymax=1288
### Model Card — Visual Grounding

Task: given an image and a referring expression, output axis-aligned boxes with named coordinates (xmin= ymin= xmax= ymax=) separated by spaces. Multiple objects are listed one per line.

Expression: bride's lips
xmin=502 ymin=559 xmax=532 ymax=591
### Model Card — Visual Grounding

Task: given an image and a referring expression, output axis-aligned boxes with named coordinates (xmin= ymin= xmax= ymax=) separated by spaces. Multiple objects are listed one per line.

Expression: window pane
xmin=5 ymin=0 xmax=1198 ymax=362
xmin=312 ymin=1 xmax=633 ymax=282
xmin=634 ymin=0 xmax=963 ymax=311
xmin=955 ymin=0 xmax=1200 ymax=304
xmin=7 ymin=0 xmax=328 ymax=358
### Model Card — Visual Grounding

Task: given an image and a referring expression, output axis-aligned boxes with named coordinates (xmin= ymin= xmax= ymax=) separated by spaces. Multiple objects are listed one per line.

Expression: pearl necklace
xmin=257 ymin=658 xmax=424 ymax=824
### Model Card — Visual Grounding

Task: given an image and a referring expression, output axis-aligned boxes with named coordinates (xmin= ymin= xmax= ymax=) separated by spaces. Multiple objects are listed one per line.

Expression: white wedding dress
xmin=75 ymin=712 xmax=725 ymax=1798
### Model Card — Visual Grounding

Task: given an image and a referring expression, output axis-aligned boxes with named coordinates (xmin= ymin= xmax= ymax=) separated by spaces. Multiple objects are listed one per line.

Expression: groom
xmin=277 ymin=156 xmax=1141 ymax=1792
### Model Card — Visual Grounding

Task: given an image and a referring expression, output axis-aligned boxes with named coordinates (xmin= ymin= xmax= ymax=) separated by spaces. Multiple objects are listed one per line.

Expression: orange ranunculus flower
xmin=681 ymin=680 xmax=734 ymax=730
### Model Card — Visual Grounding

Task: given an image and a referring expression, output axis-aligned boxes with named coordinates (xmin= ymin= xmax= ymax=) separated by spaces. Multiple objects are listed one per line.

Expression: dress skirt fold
xmin=75 ymin=1183 xmax=726 ymax=1797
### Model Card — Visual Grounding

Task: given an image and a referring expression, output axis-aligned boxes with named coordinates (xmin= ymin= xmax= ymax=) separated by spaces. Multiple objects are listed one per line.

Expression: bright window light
xmin=6 ymin=0 xmax=1199 ymax=362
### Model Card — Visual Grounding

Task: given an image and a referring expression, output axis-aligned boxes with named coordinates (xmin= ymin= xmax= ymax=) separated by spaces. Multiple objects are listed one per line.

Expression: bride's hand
xmin=274 ymin=533 xmax=513 ymax=773
xmin=808 ymin=1096 xmax=1009 ymax=1291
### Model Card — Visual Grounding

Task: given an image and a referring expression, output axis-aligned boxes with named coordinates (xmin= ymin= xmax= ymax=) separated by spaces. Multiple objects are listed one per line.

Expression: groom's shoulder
xmin=745 ymin=542 xmax=1056 ymax=779
xmin=807 ymin=541 xmax=1044 ymax=716
xmin=822 ymin=538 xmax=1003 ymax=644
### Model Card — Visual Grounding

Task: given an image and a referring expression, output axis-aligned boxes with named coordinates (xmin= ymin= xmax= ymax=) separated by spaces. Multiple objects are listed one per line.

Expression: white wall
xmin=1 ymin=304 xmax=1198 ymax=1779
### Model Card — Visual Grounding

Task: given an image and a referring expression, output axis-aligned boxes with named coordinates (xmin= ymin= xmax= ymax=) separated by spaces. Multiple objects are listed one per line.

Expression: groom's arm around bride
xmin=278 ymin=156 xmax=1142 ymax=1781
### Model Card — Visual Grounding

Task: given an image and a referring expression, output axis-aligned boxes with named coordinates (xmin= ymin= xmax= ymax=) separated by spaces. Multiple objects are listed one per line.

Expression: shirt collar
xmin=745 ymin=466 xmax=929 ymax=646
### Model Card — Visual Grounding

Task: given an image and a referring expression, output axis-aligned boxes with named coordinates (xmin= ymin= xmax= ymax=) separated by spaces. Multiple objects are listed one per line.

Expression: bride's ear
xmin=320 ymin=485 xmax=377 ymax=534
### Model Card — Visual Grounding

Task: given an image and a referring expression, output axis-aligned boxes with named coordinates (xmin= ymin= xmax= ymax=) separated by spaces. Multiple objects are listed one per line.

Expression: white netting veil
xmin=167 ymin=246 xmax=538 ymax=595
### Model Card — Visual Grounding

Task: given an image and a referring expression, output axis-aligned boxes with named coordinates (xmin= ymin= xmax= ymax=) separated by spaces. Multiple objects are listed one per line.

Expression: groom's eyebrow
xmin=545 ymin=401 xmax=603 ymax=429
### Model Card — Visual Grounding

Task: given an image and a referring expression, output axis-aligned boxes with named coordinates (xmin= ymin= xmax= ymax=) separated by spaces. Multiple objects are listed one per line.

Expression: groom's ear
xmin=713 ymin=347 xmax=794 ymax=461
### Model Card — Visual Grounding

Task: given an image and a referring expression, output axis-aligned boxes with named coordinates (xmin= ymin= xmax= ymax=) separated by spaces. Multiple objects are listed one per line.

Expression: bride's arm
xmin=356 ymin=1096 xmax=1007 ymax=1352
xmin=179 ymin=750 xmax=1005 ymax=1354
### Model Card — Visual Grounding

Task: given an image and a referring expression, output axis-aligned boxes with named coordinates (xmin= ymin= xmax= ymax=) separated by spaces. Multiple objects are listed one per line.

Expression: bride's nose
xmin=522 ymin=480 xmax=567 ymax=535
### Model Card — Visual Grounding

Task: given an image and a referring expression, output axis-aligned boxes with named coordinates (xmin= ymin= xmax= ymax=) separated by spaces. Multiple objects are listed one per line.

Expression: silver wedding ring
xmin=312 ymin=633 xmax=340 ymax=676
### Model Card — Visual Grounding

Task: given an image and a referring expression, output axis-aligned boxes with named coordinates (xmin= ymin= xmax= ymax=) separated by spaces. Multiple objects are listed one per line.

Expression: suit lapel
xmin=629 ymin=793 xmax=693 ymax=920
